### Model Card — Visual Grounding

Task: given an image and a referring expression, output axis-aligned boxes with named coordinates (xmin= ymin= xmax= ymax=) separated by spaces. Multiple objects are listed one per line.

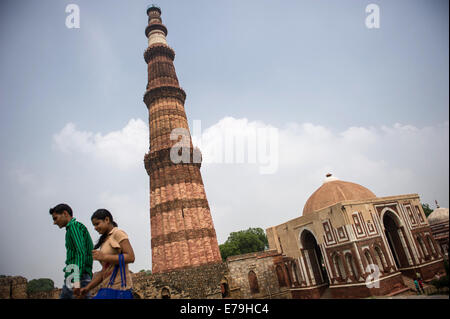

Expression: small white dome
xmin=428 ymin=207 xmax=449 ymax=225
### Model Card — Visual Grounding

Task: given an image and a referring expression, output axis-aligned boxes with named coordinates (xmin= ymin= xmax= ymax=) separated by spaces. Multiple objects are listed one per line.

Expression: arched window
xmin=248 ymin=271 xmax=260 ymax=294
xmin=333 ymin=254 xmax=347 ymax=280
xmin=364 ymin=250 xmax=374 ymax=269
xmin=276 ymin=265 xmax=286 ymax=287
xmin=374 ymin=246 xmax=386 ymax=272
xmin=427 ymin=236 xmax=436 ymax=255
xmin=417 ymin=236 xmax=429 ymax=257
xmin=292 ymin=262 xmax=300 ymax=284
xmin=332 ymin=254 xmax=340 ymax=278
xmin=295 ymin=259 xmax=303 ymax=283
xmin=416 ymin=236 xmax=425 ymax=258
xmin=345 ymin=253 xmax=359 ymax=279
xmin=436 ymin=242 xmax=443 ymax=255
xmin=285 ymin=264 xmax=293 ymax=286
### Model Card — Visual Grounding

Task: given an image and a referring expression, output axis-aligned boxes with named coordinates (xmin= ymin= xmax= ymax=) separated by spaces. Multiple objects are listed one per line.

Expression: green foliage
xmin=219 ymin=227 xmax=268 ymax=261
xmin=422 ymin=203 xmax=433 ymax=218
xmin=26 ymin=278 xmax=54 ymax=294
xmin=139 ymin=269 xmax=152 ymax=275
xmin=430 ymin=275 xmax=449 ymax=291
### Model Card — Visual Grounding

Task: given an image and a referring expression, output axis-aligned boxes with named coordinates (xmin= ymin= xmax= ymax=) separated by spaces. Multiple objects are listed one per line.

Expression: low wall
xmin=329 ymin=272 xmax=405 ymax=299
xmin=0 ymin=276 xmax=28 ymax=299
xmin=130 ymin=262 xmax=229 ymax=299
xmin=400 ymin=259 xmax=446 ymax=280
xmin=291 ymin=284 xmax=328 ymax=299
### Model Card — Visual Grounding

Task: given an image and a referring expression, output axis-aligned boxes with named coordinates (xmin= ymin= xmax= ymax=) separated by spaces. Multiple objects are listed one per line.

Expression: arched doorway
xmin=248 ymin=271 xmax=260 ymax=294
xmin=345 ymin=253 xmax=359 ymax=279
xmin=383 ymin=211 xmax=410 ymax=269
xmin=332 ymin=253 xmax=346 ymax=280
xmin=276 ymin=265 xmax=287 ymax=287
xmin=161 ymin=287 xmax=171 ymax=299
xmin=374 ymin=246 xmax=387 ymax=272
xmin=300 ymin=230 xmax=329 ymax=285
xmin=220 ymin=281 xmax=230 ymax=298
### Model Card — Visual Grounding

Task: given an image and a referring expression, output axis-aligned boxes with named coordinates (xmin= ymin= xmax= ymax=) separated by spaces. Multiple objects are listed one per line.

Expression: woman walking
xmin=80 ymin=209 xmax=135 ymax=298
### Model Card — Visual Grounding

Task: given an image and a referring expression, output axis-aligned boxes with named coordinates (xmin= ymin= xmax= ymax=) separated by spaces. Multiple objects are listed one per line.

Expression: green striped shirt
xmin=64 ymin=218 xmax=94 ymax=282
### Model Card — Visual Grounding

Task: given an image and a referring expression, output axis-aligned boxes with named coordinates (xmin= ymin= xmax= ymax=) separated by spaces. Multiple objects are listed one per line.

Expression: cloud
xmin=51 ymin=117 xmax=449 ymax=244
xmin=9 ymin=168 xmax=56 ymax=199
xmin=192 ymin=117 xmax=279 ymax=174
xmin=53 ymin=119 xmax=148 ymax=170
xmin=195 ymin=118 xmax=449 ymax=242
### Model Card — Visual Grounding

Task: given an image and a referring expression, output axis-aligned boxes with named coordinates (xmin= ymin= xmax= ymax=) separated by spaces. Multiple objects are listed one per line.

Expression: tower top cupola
xmin=146 ymin=4 xmax=161 ymax=16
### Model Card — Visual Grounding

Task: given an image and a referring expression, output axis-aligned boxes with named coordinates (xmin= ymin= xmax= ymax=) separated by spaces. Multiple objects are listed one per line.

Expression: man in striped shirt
xmin=50 ymin=203 xmax=94 ymax=299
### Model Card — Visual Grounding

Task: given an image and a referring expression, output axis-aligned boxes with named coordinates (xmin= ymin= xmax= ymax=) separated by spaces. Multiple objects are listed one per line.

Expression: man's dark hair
xmin=49 ymin=203 xmax=73 ymax=217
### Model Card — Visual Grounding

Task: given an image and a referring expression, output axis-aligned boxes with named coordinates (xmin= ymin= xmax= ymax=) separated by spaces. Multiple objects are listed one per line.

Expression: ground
xmin=371 ymin=290 xmax=449 ymax=299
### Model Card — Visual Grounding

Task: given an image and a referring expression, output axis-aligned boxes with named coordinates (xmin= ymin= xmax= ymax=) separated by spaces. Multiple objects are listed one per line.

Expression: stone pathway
xmin=376 ymin=293 xmax=449 ymax=299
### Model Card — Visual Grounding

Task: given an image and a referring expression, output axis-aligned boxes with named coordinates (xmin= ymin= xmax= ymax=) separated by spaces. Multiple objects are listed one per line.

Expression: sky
xmin=0 ymin=0 xmax=448 ymax=288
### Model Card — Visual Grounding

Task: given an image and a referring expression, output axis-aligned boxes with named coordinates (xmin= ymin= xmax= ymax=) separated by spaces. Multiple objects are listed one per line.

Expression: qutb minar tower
xmin=143 ymin=6 xmax=222 ymax=273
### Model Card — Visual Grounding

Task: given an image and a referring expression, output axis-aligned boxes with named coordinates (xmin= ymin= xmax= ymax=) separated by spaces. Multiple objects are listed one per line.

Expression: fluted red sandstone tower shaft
xmin=143 ymin=6 xmax=222 ymax=273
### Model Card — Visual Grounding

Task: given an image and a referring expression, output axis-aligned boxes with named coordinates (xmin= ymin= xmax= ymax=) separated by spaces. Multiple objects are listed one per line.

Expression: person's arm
xmin=79 ymin=271 xmax=103 ymax=298
xmin=92 ymin=239 xmax=135 ymax=265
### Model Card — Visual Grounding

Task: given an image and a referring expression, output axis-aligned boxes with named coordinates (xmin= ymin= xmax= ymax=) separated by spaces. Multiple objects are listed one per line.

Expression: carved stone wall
xmin=226 ymin=250 xmax=290 ymax=299
xmin=129 ymin=262 xmax=229 ymax=299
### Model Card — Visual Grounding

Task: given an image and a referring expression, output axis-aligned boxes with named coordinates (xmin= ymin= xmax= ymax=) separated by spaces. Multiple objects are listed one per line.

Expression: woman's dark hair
xmin=91 ymin=209 xmax=118 ymax=249
xmin=49 ymin=203 xmax=73 ymax=217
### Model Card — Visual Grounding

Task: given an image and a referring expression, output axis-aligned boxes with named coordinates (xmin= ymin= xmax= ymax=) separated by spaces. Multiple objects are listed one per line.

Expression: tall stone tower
xmin=143 ymin=6 xmax=222 ymax=274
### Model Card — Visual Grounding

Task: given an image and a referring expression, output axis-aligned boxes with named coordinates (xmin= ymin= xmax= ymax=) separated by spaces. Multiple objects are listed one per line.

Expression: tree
xmin=219 ymin=227 xmax=269 ymax=261
xmin=430 ymin=275 xmax=449 ymax=293
xmin=139 ymin=269 xmax=152 ymax=275
xmin=27 ymin=278 xmax=54 ymax=294
xmin=422 ymin=203 xmax=433 ymax=218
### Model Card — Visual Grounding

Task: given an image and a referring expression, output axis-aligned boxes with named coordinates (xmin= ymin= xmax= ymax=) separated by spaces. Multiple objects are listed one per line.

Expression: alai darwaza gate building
xmin=266 ymin=174 xmax=446 ymax=299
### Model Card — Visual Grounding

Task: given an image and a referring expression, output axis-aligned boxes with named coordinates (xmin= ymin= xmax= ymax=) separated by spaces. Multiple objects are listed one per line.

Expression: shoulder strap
xmin=106 ymin=254 xmax=127 ymax=288
xmin=119 ymin=254 xmax=127 ymax=288
xmin=107 ymin=265 xmax=119 ymax=288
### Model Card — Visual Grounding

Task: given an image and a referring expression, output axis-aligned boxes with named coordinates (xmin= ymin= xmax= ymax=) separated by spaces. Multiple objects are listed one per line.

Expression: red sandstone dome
xmin=302 ymin=174 xmax=377 ymax=216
